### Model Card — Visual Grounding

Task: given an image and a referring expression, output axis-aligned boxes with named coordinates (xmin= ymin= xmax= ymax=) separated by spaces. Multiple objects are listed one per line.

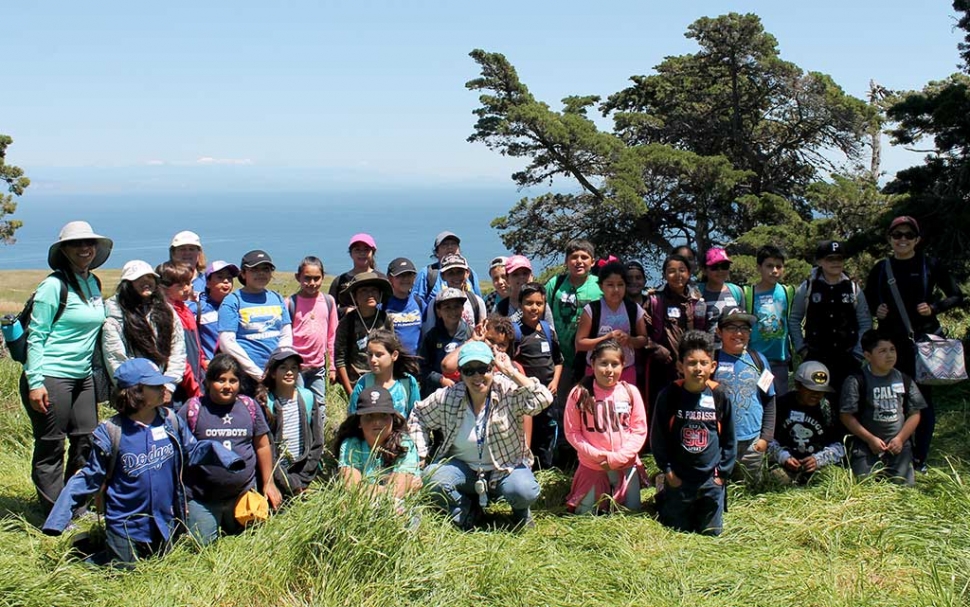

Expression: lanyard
xmin=473 ymin=390 xmax=493 ymax=466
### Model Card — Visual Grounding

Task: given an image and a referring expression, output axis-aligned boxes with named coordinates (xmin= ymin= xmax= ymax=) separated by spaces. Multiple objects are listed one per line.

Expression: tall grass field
xmin=0 ymin=273 xmax=968 ymax=607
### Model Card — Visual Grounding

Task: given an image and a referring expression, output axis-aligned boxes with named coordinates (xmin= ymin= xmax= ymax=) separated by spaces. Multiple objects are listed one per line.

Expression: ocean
xmin=0 ymin=188 xmax=529 ymax=276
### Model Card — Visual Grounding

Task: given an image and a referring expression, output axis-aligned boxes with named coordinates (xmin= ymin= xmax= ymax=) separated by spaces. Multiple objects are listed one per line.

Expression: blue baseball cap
xmin=114 ymin=358 xmax=177 ymax=389
xmin=457 ymin=341 xmax=494 ymax=368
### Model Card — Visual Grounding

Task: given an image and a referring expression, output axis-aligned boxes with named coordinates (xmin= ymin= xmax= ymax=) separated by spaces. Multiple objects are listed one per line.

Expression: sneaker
xmin=915 ymin=461 xmax=929 ymax=474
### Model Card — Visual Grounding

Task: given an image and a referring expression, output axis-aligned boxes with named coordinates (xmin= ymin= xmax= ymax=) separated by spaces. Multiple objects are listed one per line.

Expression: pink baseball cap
xmin=705 ymin=248 xmax=732 ymax=267
xmin=505 ymin=255 xmax=532 ymax=274
xmin=349 ymin=233 xmax=377 ymax=250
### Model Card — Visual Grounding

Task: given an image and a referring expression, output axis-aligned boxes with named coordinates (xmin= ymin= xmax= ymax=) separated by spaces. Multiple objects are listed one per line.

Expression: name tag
xmin=356 ymin=336 xmax=369 ymax=351
xmin=700 ymin=394 xmax=715 ymax=409
xmin=200 ymin=310 xmax=219 ymax=325
xmin=614 ymin=401 xmax=631 ymax=414
xmin=540 ymin=341 xmax=551 ymax=353
xmin=724 ymin=296 xmax=738 ymax=307
xmin=151 ymin=426 xmax=168 ymax=441
xmin=667 ymin=306 xmax=681 ymax=319
xmin=718 ymin=362 xmax=734 ymax=375
xmin=891 ymin=382 xmax=905 ymax=394
xmin=757 ymin=368 xmax=774 ymax=393
xmin=790 ymin=410 xmax=806 ymax=423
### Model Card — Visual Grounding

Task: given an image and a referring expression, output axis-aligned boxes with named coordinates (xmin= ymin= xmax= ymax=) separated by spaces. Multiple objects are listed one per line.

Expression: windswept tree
xmin=0 ymin=134 xmax=30 ymax=244
xmin=468 ymin=13 xmax=873 ymax=263
xmin=882 ymin=0 xmax=970 ymax=277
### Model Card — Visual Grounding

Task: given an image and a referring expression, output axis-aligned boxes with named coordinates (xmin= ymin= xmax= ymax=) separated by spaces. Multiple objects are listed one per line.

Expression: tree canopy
xmin=468 ymin=13 xmax=874 ymax=272
xmin=0 ymin=135 xmax=29 ymax=245
xmin=882 ymin=1 xmax=970 ymax=277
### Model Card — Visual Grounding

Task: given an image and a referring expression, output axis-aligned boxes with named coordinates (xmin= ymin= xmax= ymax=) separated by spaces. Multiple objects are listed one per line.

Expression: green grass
xmin=1 ymin=354 xmax=969 ymax=607
xmin=0 ymin=267 xmax=968 ymax=607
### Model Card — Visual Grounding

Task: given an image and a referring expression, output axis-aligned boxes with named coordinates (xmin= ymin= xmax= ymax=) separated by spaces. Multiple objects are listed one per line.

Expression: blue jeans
xmin=423 ymin=459 xmax=539 ymax=529
xmin=187 ymin=496 xmax=242 ymax=546
xmin=104 ymin=528 xmax=168 ymax=565
xmin=299 ymin=366 xmax=328 ymax=424
xmin=658 ymin=476 xmax=725 ymax=536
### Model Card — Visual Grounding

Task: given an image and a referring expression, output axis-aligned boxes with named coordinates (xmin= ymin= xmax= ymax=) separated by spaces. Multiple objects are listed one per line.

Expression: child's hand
xmin=752 ymin=439 xmax=768 ymax=453
xmin=546 ymin=381 xmax=558 ymax=396
xmin=867 ymin=436 xmax=888 ymax=454
xmin=328 ymin=370 xmax=337 ymax=383
xmin=886 ymin=436 xmax=905 ymax=455
xmin=441 ymin=377 xmax=455 ymax=388
xmin=652 ymin=346 xmax=673 ymax=364
xmin=799 ymin=456 xmax=818 ymax=473
xmin=600 ymin=459 xmax=611 ymax=471
xmin=611 ymin=330 xmax=630 ymax=346
xmin=876 ymin=303 xmax=889 ymax=320
xmin=665 ymin=470 xmax=682 ymax=488
xmin=265 ymin=482 xmax=283 ymax=510
xmin=784 ymin=457 xmax=801 ymax=472
xmin=916 ymin=302 xmax=933 ymax=317
xmin=472 ymin=321 xmax=488 ymax=341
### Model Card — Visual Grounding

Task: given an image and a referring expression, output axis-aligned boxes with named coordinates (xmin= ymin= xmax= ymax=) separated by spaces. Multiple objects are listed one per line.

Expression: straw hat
xmin=47 ymin=221 xmax=113 ymax=271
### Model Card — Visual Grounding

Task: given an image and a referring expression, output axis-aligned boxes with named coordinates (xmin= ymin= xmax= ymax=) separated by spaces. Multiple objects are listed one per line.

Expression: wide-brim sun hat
xmin=47 ymin=221 xmax=113 ymax=271
xmin=338 ymin=271 xmax=392 ymax=306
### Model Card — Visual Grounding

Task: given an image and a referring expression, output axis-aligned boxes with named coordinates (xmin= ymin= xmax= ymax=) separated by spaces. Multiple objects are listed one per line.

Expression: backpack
xmin=98 ymin=407 xmax=181 ymax=513
xmin=588 ymin=299 xmax=640 ymax=341
xmin=287 ymin=292 xmax=333 ymax=324
xmin=5 ymin=271 xmax=102 ymax=364
xmin=512 ymin=319 xmax=554 ymax=345
xmin=743 ymin=284 xmax=796 ymax=319
xmin=184 ymin=394 xmax=259 ymax=434
xmin=266 ymin=387 xmax=315 ymax=420
xmin=425 ymin=265 xmax=440 ymax=295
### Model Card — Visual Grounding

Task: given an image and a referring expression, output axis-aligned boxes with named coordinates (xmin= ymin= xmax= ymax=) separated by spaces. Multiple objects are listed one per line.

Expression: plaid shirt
xmin=407 ymin=374 xmax=553 ymax=478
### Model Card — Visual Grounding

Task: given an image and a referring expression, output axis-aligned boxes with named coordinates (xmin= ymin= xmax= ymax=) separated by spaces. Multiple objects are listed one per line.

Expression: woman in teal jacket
xmin=20 ymin=221 xmax=112 ymax=513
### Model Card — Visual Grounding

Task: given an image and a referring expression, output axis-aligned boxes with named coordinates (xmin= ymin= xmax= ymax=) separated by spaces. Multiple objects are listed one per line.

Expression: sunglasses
xmin=721 ymin=324 xmax=751 ymax=334
xmin=890 ymin=231 xmax=918 ymax=240
xmin=65 ymin=239 xmax=97 ymax=248
xmin=822 ymin=255 xmax=844 ymax=262
xmin=460 ymin=364 xmax=492 ymax=377
xmin=707 ymin=262 xmax=731 ymax=271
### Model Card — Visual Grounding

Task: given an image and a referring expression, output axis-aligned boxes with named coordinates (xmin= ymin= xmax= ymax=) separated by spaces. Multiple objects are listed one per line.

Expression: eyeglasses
xmin=707 ymin=262 xmax=731 ymax=271
xmin=890 ymin=231 xmax=918 ymax=240
xmin=721 ymin=324 xmax=751 ymax=334
xmin=460 ymin=364 xmax=492 ymax=377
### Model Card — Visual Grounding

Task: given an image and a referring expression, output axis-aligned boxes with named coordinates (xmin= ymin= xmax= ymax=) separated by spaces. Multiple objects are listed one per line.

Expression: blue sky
xmin=2 ymin=0 xmax=964 ymax=192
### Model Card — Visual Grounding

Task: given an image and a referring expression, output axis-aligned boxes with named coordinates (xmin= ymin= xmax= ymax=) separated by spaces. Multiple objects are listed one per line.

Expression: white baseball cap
xmin=170 ymin=230 xmax=202 ymax=248
xmin=120 ymin=260 xmax=159 ymax=282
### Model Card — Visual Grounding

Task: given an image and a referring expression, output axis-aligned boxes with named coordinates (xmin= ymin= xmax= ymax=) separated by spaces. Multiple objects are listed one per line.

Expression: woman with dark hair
xmin=410 ymin=341 xmax=552 ymax=530
xmin=20 ymin=221 xmax=112 ymax=513
xmin=333 ymin=385 xmax=421 ymax=498
xmin=864 ymin=216 xmax=965 ymax=473
xmin=102 ymin=260 xmax=186 ymax=395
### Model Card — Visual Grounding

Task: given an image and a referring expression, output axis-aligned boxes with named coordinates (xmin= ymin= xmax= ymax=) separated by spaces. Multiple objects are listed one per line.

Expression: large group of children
xmin=9 ymin=215 xmax=965 ymax=565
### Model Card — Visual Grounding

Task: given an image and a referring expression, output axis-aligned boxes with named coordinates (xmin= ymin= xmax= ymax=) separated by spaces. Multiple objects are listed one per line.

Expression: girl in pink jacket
xmin=564 ymin=339 xmax=648 ymax=514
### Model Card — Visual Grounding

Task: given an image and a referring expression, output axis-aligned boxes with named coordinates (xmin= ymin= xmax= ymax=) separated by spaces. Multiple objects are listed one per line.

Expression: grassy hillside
xmin=0 ymin=272 xmax=968 ymax=606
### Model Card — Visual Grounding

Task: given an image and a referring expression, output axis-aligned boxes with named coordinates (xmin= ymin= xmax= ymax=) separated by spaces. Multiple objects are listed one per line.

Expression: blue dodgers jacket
xmin=42 ymin=408 xmax=243 ymax=538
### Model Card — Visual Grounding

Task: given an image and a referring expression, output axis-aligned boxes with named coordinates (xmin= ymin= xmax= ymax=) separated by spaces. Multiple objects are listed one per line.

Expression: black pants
xmin=19 ymin=374 xmax=98 ymax=513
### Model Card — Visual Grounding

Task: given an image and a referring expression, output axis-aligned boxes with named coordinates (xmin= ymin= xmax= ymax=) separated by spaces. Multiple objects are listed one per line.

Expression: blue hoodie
xmin=43 ymin=408 xmax=242 ymax=542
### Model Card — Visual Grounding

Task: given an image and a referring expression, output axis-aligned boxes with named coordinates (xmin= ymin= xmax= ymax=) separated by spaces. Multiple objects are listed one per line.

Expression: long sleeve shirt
xmin=407 ymin=375 xmax=552 ymax=479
